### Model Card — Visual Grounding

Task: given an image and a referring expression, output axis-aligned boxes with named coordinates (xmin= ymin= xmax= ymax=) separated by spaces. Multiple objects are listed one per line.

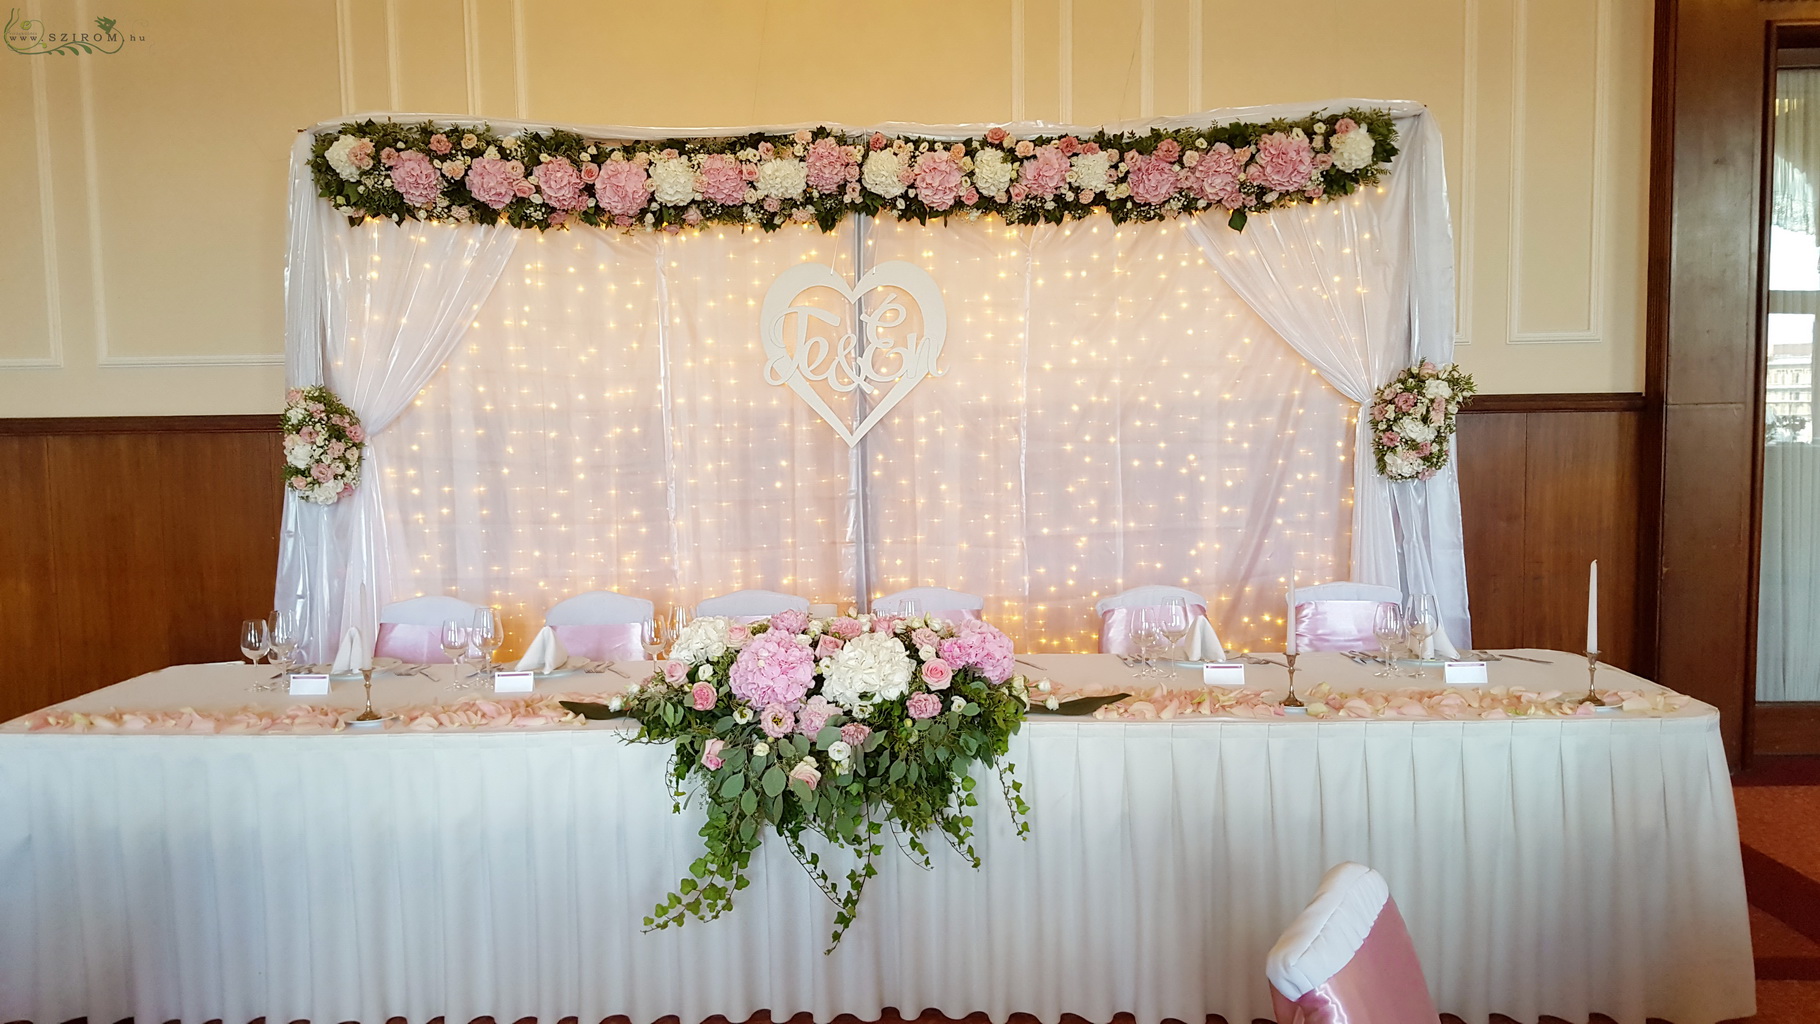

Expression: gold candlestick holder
xmin=1580 ymin=650 xmax=1601 ymax=706
xmin=353 ymin=667 xmax=381 ymax=722
xmin=1282 ymin=652 xmax=1304 ymax=708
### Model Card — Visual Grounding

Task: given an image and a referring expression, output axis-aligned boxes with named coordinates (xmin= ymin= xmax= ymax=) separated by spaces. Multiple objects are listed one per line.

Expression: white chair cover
xmin=1096 ymin=585 xmax=1220 ymax=658
xmin=373 ymin=595 xmax=483 ymax=663
xmin=379 ymin=595 xmax=483 ymax=626
xmin=695 ymin=589 xmax=809 ymax=619
xmin=1267 ymin=862 xmax=1440 ymax=1024
xmin=544 ymin=591 xmax=654 ymax=626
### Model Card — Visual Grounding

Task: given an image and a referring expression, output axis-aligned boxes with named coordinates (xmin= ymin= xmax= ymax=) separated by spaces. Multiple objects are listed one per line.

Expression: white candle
xmin=1587 ymin=559 xmax=1599 ymax=654
xmin=1286 ymin=568 xmax=1298 ymax=656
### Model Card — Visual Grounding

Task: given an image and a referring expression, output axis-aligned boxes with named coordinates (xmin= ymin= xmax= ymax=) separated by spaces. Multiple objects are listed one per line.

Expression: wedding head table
xmin=0 ymin=651 xmax=1753 ymax=1024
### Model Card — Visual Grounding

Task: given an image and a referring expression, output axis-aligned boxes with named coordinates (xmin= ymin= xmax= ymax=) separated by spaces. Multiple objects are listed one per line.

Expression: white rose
xmin=733 ymin=706 xmax=754 ymax=724
xmin=696 ymin=664 xmax=714 ymax=681
xmin=972 ymin=148 xmax=1015 ymax=197
xmin=286 ymin=446 xmax=314 ymax=469
xmin=1044 ymin=696 xmax=1059 ymax=710
xmin=820 ymin=632 xmax=915 ymax=709
xmin=1424 ymin=379 xmax=1452 ymax=399
xmin=324 ymin=135 xmax=368 ymax=181
xmin=649 ymin=156 xmax=698 ymax=206
xmin=1330 ymin=128 xmax=1376 ymax=173
xmin=950 ymin=695 xmax=966 ymax=712
xmin=1068 ymin=152 xmax=1112 ymax=193
xmin=827 ymin=739 xmax=853 ymax=762
xmin=755 ymin=157 xmax=808 ymax=200
xmin=862 ymin=150 xmax=907 ymax=198
xmin=753 ymin=741 xmax=770 ymax=757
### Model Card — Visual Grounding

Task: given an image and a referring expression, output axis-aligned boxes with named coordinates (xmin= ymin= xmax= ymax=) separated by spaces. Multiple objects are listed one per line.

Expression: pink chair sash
xmin=1294 ymin=600 xmax=1399 ymax=653
xmin=1099 ymin=603 xmax=1208 ymax=656
xmin=1269 ymin=900 xmax=1439 ymax=1024
xmin=374 ymin=622 xmax=451 ymax=663
xmin=552 ymin=623 xmax=646 ymax=662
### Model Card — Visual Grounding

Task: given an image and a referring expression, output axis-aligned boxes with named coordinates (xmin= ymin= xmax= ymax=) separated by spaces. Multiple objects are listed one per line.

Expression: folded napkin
xmin=330 ymin=626 xmax=373 ymax=674
xmin=1429 ymin=622 xmax=1461 ymax=661
xmin=515 ymin=625 xmax=570 ymax=674
xmin=1181 ymin=615 xmax=1227 ymax=662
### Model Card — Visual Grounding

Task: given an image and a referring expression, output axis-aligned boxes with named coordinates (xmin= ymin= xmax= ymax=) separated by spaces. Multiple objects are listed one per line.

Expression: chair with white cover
xmin=544 ymin=590 xmax=654 ymax=661
xmin=1290 ymin=582 xmax=1402 ymax=654
xmin=375 ymin=595 xmax=483 ymax=663
xmin=1266 ymin=862 xmax=1440 ymax=1024
xmin=1095 ymin=585 xmax=1223 ymax=661
xmin=872 ymin=586 xmax=985 ymax=625
xmin=695 ymin=588 xmax=810 ymax=622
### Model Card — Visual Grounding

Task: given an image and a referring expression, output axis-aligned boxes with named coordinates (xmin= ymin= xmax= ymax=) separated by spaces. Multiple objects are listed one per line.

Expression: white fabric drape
xmin=279 ymin=129 xmax=519 ymax=658
xmin=1185 ymin=107 xmax=1470 ymax=647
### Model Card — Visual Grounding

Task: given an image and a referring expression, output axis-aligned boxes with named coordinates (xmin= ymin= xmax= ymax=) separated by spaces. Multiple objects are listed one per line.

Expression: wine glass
xmin=1158 ymin=598 xmax=1192 ymax=662
xmin=440 ymin=619 xmax=471 ymax=689
xmin=1405 ymin=594 xmax=1439 ymax=669
xmin=472 ymin=607 xmax=504 ymax=684
xmin=898 ymin=597 xmax=924 ymax=622
xmin=642 ymin=618 xmax=664 ymax=661
xmin=1130 ymin=608 xmax=1166 ymax=678
xmin=240 ymin=618 xmax=271 ymax=692
xmin=267 ymin=609 xmax=301 ymax=674
xmin=1371 ymin=603 xmax=1404 ymax=677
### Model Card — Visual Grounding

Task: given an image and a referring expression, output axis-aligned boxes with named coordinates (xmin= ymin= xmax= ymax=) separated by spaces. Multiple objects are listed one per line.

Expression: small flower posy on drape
xmin=282 ymin=385 xmax=366 ymax=505
xmin=1369 ymin=362 xmax=1476 ymax=480
xmin=310 ymin=109 xmax=1398 ymax=233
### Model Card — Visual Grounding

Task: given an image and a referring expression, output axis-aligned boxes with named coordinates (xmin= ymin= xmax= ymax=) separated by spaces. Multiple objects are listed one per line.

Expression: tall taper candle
xmin=1286 ymin=568 xmax=1298 ymax=655
xmin=1587 ymin=559 xmax=1599 ymax=654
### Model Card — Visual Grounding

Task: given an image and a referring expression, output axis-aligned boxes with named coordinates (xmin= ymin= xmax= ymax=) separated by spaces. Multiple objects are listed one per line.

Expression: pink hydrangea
xmin=922 ymin=658 xmax=953 ymax=690
xmin=691 ymin=681 xmax=716 ymax=711
xmin=465 ymin=157 xmax=527 ymax=210
xmin=906 ymin=692 xmax=943 ymax=719
xmin=805 ymin=138 xmax=856 ymax=194
xmin=936 ymin=621 xmax=1016 ymax=684
xmin=1125 ymin=152 xmax=1182 ymax=205
xmin=531 ymin=156 xmax=589 ymax=212
xmin=697 ymin=153 xmax=748 ymax=206
xmin=797 ymin=695 xmax=836 ymax=737
xmin=1184 ymin=143 xmax=1247 ymax=208
xmin=840 ymin=722 xmax=871 ymax=746
xmin=828 ymin=616 xmax=865 ymax=640
xmin=768 ymin=608 xmax=809 ymax=635
xmin=1019 ymin=146 xmax=1070 ymax=199
xmin=1250 ymin=131 xmax=1316 ymax=193
xmin=912 ymin=150 xmax=966 ymax=211
xmin=760 ymin=703 xmax=795 ymax=738
xmin=388 ymin=150 xmax=444 ymax=208
xmin=701 ymin=738 xmax=725 ymax=770
xmin=594 ymin=160 xmax=651 ymax=218
xmin=728 ymin=630 xmax=815 ymax=707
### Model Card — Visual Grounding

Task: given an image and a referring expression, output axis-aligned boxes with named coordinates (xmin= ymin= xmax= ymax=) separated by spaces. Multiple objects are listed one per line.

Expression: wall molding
xmin=1461 ymin=392 xmax=1646 ymax=413
xmin=0 ymin=414 xmax=278 ymax=436
xmin=6 ymin=7 xmax=66 ymax=371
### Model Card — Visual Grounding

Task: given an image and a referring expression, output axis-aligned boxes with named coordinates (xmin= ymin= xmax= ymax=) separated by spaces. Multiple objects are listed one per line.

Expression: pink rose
xmin=961 ymin=186 xmax=979 ymax=206
xmin=441 ymin=160 xmax=466 ymax=180
xmin=986 ymin=126 xmax=1009 ymax=144
xmin=701 ymin=738 xmax=725 ymax=770
xmin=580 ymin=161 xmax=600 ymax=182
xmin=1056 ymin=136 xmax=1080 ymax=156
xmin=1009 ymin=183 xmax=1028 ymax=201
xmin=511 ymin=178 xmax=536 ymax=198
xmin=762 ymin=196 xmax=781 ymax=213
xmin=310 ymin=463 xmax=334 ymax=482
xmin=912 ymin=627 xmax=940 ymax=650
xmin=869 ymin=132 xmax=888 ymax=151
xmin=1019 ymin=146 xmax=1070 ymax=199
xmin=1394 ymin=392 xmax=1419 ymax=412
xmin=531 ymin=156 xmax=588 ymax=212
xmin=922 ymin=659 xmax=953 ymax=690
xmin=761 ymin=703 xmax=796 ymax=738
xmin=388 ymin=150 xmax=444 ymax=208
xmin=286 ymin=388 xmax=303 ymax=404
xmin=1153 ymin=138 xmax=1182 ymax=163
xmin=697 ymin=154 xmax=748 ymax=206
xmin=465 ymin=156 xmax=528 ymax=210
xmin=326 ymin=441 xmax=346 ymax=458
xmin=1421 ymin=360 xmax=1438 ymax=374
xmin=757 ymin=141 xmax=774 ymax=158
xmin=1334 ymin=117 xmax=1359 ymax=135
xmin=289 ymin=477 xmax=307 ymax=490
xmin=594 ymin=160 xmax=652 ymax=218
xmin=1014 ymin=140 xmax=1035 ymax=158
xmin=844 ymin=182 xmax=861 ymax=202
xmin=1415 ymin=442 xmax=1434 ymax=457
xmin=1126 ymin=152 xmax=1182 ymax=205
xmin=663 ymin=659 xmax=688 ymax=684
xmin=768 ymin=609 xmax=809 ymax=634
xmin=347 ymin=424 xmax=366 ymax=443
xmin=683 ymin=206 xmax=703 ymax=226
xmin=815 ymin=635 xmax=844 ymax=658
xmin=728 ymin=623 xmax=752 ymax=645
xmin=828 ymin=616 xmax=865 ymax=640
xmin=298 ymin=426 xmax=321 ymax=444
xmin=429 ymin=133 xmax=452 ymax=155
xmin=1184 ymin=142 xmax=1245 ymax=207
xmin=804 ymin=138 xmax=855 ymax=194
xmin=379 ymin=147 xmax=399 ymax=167
xmin=691 ymin=682 xmax=716 ymax=711
xmin=346 ymin=138 xmax=375 ymax=170
xmin=1380 ymin=431 xmax=1401 ymax=446
xmin=840 ymin=722 xmax=871 ymax=747
xmin=906 ymin=692 xmax=943 ymax=719
xmin=912 ymin=150 xmax=966 ymax=210
xmin=1250 ymin=131 xmax=1316 ymax=193
xmin=1431 ymin=397 xmax=1447 ymax=421
xmin=797 ymin=695 xmax=836 ymax=737
xmin=870 ymin=615 xmax=902 ymax=635
xmin=788 ymin=759 xmax=821 ymax=789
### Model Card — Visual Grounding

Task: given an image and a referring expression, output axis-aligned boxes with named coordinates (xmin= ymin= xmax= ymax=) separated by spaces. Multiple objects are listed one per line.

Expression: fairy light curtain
xmin=277 ymin=101 xmax=1467 ymax=659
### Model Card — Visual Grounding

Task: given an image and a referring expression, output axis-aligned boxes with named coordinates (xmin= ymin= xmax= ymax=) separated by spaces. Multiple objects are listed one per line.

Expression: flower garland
xmin=1369 ymin=361 xmax=1476 ymax=480
xmin=311 ymin=109 xmax=1398 ymax=235
xmin=620 ymin=611 xmax=1029 ymax=950
xmin=282 ymin=385 xmax=366 ymax=505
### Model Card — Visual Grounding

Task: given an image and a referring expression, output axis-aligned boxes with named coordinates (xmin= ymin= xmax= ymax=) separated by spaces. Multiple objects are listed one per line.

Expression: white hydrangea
xmin=670 ymin=616 xmax=733 ymax=664
xmin=862 ymin=150 xmax=907 ymax=198
xmin=1400 ymin=418 xmax=1438 ymax=444
xmin=1423 ymin=378 xmax=1452 ymax=399
xmin=819 ymin=632 xmax=914 ymax=709
xmin=1068 ymin=151 xmax=1112 ymax=193
xmin=1383 ymin=453 xmax=1419 ymax=478
xmin=755 ymin=157 xmax=808 ymax=200
xmin=324 ymin=135 xmax=369 ymax=181
xmin=284 ymin=442 xmax=314 ymax=469
xmin=1329 ymin=127 xmax=1376 ymax=173
xmin=649 ymin=156 xmax=699 ymax=206
xmin=972 ymin=148 xmax=1016 ymax=197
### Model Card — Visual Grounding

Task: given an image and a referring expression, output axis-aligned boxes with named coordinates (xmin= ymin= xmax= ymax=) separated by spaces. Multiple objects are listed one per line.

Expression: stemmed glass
xmin=240 ymin=619 xmax=271 ymax=691
xmin=472 ymin=607 xmax=503 ymax=686
xmin=1158 ymin=598 xmax=1192 ymax=662
xmin=265 ymin=609 xmax=301 ymax=691
xmin=1405 ymin=593 xmax=1439 ymax=664
xmin=899 ymin=597 xmax=924 ymax=621
xmin=642 ymin=618 xmax=665 ymax=661
xmin=1129 ymin=607 xmax=1166 ymax=678
xmin=1371 ymin=603 xmax=1405 ymax=677
xmin=440 ymin=618 xmax=472 ymax=690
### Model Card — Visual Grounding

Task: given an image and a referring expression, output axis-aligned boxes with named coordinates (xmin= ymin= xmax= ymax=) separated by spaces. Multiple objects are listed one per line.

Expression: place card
xmin=1202 ymin=662 xmax=1245 ymax=687
xmin=1443 ymin=661 xmax=1489 ymax=685
xmin=287 ymin=672 xmax=330 ymax=696
xmin=493 ymin=670 xmax=535 ymax=694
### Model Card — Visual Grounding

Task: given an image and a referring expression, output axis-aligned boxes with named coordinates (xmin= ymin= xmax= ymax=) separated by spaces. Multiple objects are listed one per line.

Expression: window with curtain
xmin=383 ymin=215 xmax=1352 ymax=652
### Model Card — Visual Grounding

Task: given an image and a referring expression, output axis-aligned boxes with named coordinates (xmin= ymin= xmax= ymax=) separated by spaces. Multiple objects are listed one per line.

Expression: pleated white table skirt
xmin=0 ymin=664 xmax=1754 ymax=1024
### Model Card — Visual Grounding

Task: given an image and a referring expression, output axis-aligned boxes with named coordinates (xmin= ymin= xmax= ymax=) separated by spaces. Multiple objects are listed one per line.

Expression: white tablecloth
xmin=0 ymin=653 xmax=1754 ymax=1024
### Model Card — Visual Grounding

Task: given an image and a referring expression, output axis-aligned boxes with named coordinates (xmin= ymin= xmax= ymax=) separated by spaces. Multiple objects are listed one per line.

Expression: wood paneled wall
xmin=0 ymin=418 xmax=282 ymax=725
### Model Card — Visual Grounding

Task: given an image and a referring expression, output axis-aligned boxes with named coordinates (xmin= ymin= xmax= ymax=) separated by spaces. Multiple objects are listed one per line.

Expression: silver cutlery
xmin=1484 ymin=651 xmax=1553 ymax=664
xmin=1016 ymin=657 xmax=1048 ymax=671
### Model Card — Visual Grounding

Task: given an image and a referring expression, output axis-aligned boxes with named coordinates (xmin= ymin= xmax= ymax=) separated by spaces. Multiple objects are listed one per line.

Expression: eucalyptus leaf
xmin=558 ymin=700 xmax=626 ymax=720
xmin=762 ymin=766 xmax=787 ymax=797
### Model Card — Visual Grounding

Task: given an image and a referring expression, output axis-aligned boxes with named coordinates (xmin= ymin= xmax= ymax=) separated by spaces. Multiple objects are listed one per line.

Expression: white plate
xmin=531 ymin=656 xmax=591 ymax=680
xmin=341 ymin=713 xmax=399 ymax=729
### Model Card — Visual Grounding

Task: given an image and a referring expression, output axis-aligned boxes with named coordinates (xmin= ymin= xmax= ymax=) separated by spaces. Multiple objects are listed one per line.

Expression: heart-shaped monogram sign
xmin=759 ymin=261 xmax=948 ymax=447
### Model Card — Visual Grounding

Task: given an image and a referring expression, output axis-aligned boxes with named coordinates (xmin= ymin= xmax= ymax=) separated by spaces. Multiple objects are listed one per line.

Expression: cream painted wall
xmin=0 ymin=0 xmax=1651 ymax=416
